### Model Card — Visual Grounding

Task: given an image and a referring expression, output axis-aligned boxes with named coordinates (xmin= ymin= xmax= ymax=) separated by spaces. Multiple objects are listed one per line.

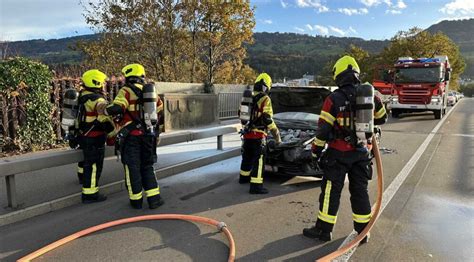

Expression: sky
xmin=0 ymin=0 xmax=473 ymax=41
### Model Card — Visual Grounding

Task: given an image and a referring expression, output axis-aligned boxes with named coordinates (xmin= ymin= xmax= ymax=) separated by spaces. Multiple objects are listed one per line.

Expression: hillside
xmin=426 ymin=18 xmax=474 ymax=77
xmin=2 ymin=19 xmax=473 ymax=79
xmin=246 ymin=32 xmax=387 ymax=80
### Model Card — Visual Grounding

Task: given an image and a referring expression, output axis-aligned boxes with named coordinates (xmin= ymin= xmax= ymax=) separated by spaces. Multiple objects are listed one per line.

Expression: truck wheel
xmin=391 ymin=109 xmax=400 ymax=118
xmin=434 ymin=109 xmax=442 ymax=119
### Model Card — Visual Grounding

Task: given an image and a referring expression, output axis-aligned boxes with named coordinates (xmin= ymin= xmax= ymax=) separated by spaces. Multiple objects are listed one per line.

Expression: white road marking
xmin=335 ymin=104 xmax=460 ymax=262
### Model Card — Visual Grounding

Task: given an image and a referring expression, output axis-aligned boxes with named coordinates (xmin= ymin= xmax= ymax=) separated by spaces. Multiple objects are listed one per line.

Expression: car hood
xmin=269 ymin=86 xmax=331 ymax=115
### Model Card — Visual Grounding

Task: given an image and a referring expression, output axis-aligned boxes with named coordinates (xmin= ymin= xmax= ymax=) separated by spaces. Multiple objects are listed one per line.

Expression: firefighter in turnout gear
xmin=76 ymin=69 xmax=115 ymax=203
xmin=303 ymin=56 xmax=387 ymax=242
xmin=102 ymin=64 xmax=164 ymax=209
xmin=239 ymin=73 xmax=282 ymax=194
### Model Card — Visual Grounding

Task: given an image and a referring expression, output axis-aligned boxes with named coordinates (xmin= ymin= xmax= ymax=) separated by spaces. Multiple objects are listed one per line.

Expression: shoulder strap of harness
xmin=334 ymin=87 xmax=357 ymax=146
xmin=77 ymin=92 xmax=103 ymax=133
xmin=249 ymin=93 xmax=267 ymax=129
xmin=123 ymin=84 xmax=145 ymax=130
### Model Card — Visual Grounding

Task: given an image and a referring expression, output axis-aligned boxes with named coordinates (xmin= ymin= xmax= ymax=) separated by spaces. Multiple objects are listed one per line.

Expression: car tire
xmin=434 ymin=109 xmax=442 ymax=119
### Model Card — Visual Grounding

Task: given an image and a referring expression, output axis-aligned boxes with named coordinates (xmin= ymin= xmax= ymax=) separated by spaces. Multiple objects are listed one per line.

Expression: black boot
xmin=249 ymin=183 xmax=269 ymax=194
xmin=303 ymin=225 xmax=332 ymax=241
xmin=82 ymin=193 xmax=107 ymax=204
xmin=130 ymin=198 xmax=143 ymax=209
xmin=148 ymin=195 xmax=164 ymax=209
xmin=239 ymin=175 xmax=250 ymax=184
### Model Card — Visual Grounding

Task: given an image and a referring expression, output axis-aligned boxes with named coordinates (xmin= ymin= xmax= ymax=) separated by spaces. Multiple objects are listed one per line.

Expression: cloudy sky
xmin=1 ymin=0 xmax=473 ymax=41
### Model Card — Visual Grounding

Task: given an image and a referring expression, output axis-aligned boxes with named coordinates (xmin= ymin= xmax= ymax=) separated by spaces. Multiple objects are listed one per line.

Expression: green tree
xmin=77 ymin=0 xmax=255 ymax=85
xmin=459 ymin=83 xmax=474 ymax=97
xmin=380 ymin=27 xmax=465 ymax=90
xmin=345 ymin=44 xmax=372 ymax=83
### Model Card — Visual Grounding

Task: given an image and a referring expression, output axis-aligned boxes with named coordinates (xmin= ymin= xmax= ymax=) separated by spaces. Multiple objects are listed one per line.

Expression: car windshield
xmin=395 ymin=66 xmax=442 ymax=83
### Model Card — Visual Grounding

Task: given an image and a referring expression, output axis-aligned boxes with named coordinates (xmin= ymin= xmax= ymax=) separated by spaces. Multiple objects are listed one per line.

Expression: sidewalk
xmin=0 ymin=129 xmax=242 ymax=215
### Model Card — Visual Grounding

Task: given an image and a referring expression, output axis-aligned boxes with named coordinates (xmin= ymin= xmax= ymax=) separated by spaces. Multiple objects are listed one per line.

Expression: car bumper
xmin=389 ymin=96 xmax=444 ymax=110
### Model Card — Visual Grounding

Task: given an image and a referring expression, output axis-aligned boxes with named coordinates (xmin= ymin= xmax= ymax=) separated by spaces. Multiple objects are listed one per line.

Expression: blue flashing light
xmin=397 ymin=58 xmax=440 ymax=64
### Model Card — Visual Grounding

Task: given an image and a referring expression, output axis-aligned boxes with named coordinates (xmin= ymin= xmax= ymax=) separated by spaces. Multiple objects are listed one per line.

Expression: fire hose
xmin=316 ymin=138 xmax=384 ymax=262
xmin=17 ymin=214 xmax=236 ymax=262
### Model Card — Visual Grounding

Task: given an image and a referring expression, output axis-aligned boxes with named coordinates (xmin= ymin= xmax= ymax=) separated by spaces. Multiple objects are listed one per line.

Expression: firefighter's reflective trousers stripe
xmin=240 ymin=138 xmax=265 ymax=184
xmin=317 ymin=148 xmax=373 ymax=233
xmin=79 ymin=135 xmax=106 ymax=195
xmin=121 ymin=135 xmax=160 ymax=202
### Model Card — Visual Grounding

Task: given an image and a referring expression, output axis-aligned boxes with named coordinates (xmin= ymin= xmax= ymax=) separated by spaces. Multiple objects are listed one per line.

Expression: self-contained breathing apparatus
xmin=61 ymin=89 xmax=80 ymax=142
xmin=114 ymin=83 xmax=159 ymax=161
xmin=336 ymin=83 xmax=374 ymax=150
xmin=239 ymin=90 xmax=268 ymax=136
xmin=61 ymin=89 xmax=103 ymax=148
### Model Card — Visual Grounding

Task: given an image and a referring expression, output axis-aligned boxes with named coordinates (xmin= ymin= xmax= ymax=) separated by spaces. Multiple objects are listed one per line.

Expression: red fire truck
xmin=388 ymin=56 xmax=451 ymax=119
xmin=372 ymin=65 xmax=394 ymax=111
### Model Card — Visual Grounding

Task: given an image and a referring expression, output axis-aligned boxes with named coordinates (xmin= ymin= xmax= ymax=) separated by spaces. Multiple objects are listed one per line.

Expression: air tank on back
xmin=355 ymin=83 xmax=374 ymax=144
xmin=142 ymin=83 xmax=158 ymax=134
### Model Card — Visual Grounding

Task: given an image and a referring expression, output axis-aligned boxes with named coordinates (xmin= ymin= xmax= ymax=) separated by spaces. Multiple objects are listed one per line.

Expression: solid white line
xmin=335 ymin=104 xmax=459 ymax=262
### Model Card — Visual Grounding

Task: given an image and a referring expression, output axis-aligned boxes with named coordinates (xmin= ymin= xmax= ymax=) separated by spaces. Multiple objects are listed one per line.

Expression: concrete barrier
xmin=164 ymin=93 xmax=219 ymax=131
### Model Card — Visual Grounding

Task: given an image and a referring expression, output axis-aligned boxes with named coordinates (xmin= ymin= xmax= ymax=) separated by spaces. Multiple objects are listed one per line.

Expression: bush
xmin=0 ymin=57 xmax=54 ymax=151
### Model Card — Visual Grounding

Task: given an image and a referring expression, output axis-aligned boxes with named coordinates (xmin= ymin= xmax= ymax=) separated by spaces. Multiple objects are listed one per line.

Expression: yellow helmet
xmin=255 ymin=73 xmax=272 ymax=90
xmin=82 ymin=69 xmax=108 ymax=89
xmin=332 ymin=55 xmax=360 ymax=80
xmin=122 ymin=63 xmax=146 ymax=78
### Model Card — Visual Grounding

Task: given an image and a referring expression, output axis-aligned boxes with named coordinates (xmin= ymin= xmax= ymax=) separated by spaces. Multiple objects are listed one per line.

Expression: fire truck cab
xmin=389 ymin=56 xmax=451 ymax=119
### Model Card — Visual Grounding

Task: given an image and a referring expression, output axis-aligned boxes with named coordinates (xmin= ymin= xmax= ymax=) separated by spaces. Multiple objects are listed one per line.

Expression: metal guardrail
xmin=0 ymin=124 xmax=240 ymax=209
xmin=218 ymin=92 xmax=242 ymax=120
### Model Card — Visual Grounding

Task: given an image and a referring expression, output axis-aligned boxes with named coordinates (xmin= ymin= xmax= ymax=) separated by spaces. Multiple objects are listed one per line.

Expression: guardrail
xmin=0 ymin=124 xmax=240 ymax=209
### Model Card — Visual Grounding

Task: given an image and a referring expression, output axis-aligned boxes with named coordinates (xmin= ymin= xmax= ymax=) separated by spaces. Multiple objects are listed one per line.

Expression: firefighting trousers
xmin=121 ymin=135 xmax=161 ymax=204
xmin=316 ymin=148 xmax=373 ymax=233
xmin=79 ymin=135 xmax=106 ymax=196
xmin=240 ymin=138 xmax=265 ymax=184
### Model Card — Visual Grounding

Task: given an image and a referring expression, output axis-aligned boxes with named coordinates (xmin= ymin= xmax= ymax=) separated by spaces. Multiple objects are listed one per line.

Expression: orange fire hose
xmin=17 ymin=214 xmax=236 ymax=262
xmin=316 ymin=138 xmax=384 ymax=262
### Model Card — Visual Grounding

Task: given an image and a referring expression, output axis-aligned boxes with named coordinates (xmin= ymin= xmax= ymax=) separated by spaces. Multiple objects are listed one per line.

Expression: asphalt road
xmin=1 ymin=98 xmax=472 ymax=262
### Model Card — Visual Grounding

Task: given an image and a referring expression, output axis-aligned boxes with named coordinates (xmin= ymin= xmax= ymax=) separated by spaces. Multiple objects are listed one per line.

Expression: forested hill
xmin=246 ymin=32 xmax=388 ymax=80
xmin=2 ymin=19 xmax=473 ymax=79
xmin=426 ymin=19 xmax=474 ymax=47
xmin=426 ymin=19 xmax=474 ymax=78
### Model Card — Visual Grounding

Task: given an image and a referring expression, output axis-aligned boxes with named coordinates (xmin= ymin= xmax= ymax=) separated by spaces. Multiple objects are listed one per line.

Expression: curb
xmin=0 ymin=148 xmax=240 ymax=227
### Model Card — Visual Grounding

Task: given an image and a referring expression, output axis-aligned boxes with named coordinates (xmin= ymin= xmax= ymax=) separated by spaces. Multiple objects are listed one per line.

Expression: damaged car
xmin=265 ymin=86 xmax=331 ymax=177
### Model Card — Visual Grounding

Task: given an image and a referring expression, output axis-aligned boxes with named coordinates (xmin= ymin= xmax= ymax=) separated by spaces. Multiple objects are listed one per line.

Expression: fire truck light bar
xmin=397 ymin=58 xmax=440 ymax=64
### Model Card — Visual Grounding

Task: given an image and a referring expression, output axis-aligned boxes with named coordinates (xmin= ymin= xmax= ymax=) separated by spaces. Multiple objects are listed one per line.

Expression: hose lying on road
xmin=316 ymin=138 xmax=384 ymax=262
xmin=17 ymin=214 xmax=236 ymax=262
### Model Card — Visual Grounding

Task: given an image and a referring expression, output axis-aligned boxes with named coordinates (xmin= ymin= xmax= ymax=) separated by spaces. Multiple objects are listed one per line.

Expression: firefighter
xmin=76 ymin=69 xmax=115 ymax=203
xmin=302 ymin=56 xmax=387 ymax=242
xmin=101 ymin=64 xmax=164 ymax=209
xmin=239 ymin=73 xmax=282 ymax=194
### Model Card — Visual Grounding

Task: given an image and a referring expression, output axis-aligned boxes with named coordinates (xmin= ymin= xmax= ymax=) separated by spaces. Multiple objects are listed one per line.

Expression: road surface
xmin=0 ymin=98 xmax=472 ymax=261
